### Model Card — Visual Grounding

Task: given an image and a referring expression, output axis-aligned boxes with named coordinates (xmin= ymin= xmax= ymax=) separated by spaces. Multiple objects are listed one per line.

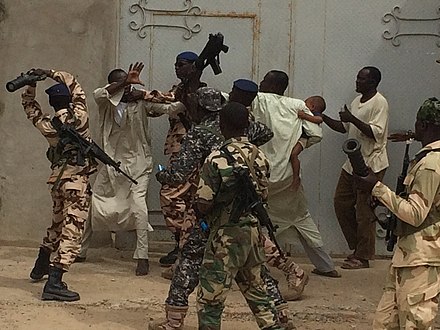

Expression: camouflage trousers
xmin=42 ymin=175 xmax=91 ymax=272
xmin=166 ymin=226 xmax=285 ymax=308
xmin=197 ymin=222 xmax=282 ymax=330
xmin=159 ymin=173 xmax=198 ymax=249
xmin=262 ymin=233 xmax=305 ymax=288
xmin=373 ymin=264 xmax=440 ymax=329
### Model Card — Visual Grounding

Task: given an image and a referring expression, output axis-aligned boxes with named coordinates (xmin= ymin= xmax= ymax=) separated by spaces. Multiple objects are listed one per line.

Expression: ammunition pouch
xmin=46 ymin=146 xmax=64 ymax=166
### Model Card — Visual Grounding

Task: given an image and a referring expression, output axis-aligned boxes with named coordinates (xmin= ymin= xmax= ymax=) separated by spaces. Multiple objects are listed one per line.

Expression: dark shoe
xmin=312 ymin=269 xmax=341 ymax=278
xmin=73 ymin=256 xmax=86 ymax=263
xmin=135 ymin=259 xmax=149 ymax=276
xmin=30 ymin=247 xmax=51 ymax=281
xmin=42 ymin=266 xmax=80 ymax=301
xmin=341 ymin=258 xmax=369 ymax=269
xmin=159 ymin=246 xmax=179 ymax=267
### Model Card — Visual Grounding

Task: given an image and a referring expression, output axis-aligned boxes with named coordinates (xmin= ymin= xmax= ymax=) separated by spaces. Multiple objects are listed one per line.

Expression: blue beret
xmin=45 ymin=83 xmax=71 ymax=97
xmin=233 ymin=79 xmax=258 ymax=93
xmin=176 ymin=51 xmax=198 ymax=62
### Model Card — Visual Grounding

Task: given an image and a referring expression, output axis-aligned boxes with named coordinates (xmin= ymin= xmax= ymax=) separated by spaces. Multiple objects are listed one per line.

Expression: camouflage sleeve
xmin=259 ymin=156 xmax=270 ymax=202
xmin=143 ymin=101 xmax=186 ymax=118
xmin=156 ymin=127 xmax=206 ymax=185
xmin=51 ymin=71 xmax=89 ymax=137
xmin=372 ymin=165 xmax=440 ymax=227
xmin=21 ymin=86 xmax=57 ymax=139
xmin=196 ymin=154 xmax=222 ymax=208
xmin=247 ymin=120 xmax=274 ymax=146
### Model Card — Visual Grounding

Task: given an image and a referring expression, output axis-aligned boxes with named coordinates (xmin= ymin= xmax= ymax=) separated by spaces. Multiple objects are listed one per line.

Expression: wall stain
xmin=0 ymin=1 xmax=6 ymax=23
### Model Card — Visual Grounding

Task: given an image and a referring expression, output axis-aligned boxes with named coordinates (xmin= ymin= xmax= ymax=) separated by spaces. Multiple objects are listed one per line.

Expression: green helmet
xmin=417 ymin=97 xmax=440 ymax=126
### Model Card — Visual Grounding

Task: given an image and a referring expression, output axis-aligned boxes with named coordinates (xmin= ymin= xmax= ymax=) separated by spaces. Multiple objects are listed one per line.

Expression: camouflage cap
xmin=417 ymin=97 xmax=440 ymax=126
xmin=196 ymin=87 xmax=224 ymax=112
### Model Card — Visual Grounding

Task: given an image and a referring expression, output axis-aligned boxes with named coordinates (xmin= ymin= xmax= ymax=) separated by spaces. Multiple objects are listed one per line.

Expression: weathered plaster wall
xmin=0 ymin=0 xmax=119 ymax=243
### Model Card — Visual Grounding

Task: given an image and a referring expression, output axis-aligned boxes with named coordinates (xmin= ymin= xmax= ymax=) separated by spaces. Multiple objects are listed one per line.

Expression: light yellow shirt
xmin=342 ymin=92 xmax=389 ymax=174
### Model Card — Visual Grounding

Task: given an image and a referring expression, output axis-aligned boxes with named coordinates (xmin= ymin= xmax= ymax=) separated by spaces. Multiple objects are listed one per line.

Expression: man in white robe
xmin=252 ymin=70 xmax=340 ymax=278
xmin=77 ymin=62 xmax=184 ymax=276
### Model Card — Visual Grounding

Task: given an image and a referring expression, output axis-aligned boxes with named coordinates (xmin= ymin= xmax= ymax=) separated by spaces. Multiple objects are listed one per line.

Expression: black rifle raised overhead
xmin=196 ymin=33 xmax=229 ymax=75
xmin=52 ymin=116 xmax=138 ymax=185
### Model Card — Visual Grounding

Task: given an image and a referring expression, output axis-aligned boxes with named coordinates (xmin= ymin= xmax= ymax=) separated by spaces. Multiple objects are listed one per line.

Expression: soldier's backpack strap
xmin=227 ymin=143 xmax=260 ymax=188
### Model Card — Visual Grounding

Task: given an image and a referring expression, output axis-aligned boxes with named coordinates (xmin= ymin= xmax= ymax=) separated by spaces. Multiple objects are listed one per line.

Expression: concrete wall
xmin=0 ymin=0 xmax=119 ymax=243
xmin=293 ymin=0 xmax=440 ymax=255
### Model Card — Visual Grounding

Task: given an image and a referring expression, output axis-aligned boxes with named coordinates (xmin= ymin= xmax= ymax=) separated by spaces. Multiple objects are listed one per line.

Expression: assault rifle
xmin=384 ymin=137 xmax=412 ymax=251
xmin=52 ymin=117 xmax=138 ymax=185
xmin=196 ymin=33 xmax=229 ymax=75
xmin=222 ymin=146 xmax=284 ymax=257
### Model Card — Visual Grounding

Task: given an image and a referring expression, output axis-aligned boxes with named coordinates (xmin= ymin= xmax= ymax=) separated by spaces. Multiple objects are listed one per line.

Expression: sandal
xmin=344 ymin=253 xmax=355 ymax=262
xmin=311 ymin=269 xmax=341 ymax=278
xmin=341 ymin=258 xmax=369 ymax=269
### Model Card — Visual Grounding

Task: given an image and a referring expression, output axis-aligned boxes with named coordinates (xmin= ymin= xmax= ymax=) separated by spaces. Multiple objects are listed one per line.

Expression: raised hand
xmin=126 ymin=62 xmax=145 ymax=86
xmin=339 ymin=104 xmax=353 ymax=123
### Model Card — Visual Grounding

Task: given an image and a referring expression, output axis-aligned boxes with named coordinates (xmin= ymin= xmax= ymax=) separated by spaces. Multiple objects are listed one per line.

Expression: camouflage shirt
xmin=372 ymin=140 xmax=440 ymax=267
xmin=164 ymin=82 xmax=207 ymax=155
xmin=196 ymin=137 xmax=270 ymax=230
xmin=156 ymin=112 xmax=274 ymax=186
xmin=21 ymin=71 xmax=97 ymax=184
xmin=156 ymin=112 xmax=223 ymax=186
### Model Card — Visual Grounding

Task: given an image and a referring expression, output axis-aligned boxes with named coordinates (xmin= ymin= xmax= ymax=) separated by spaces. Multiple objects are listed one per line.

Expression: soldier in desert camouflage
xmin=356 ymin=97 xmax=440 ymax=329
xmin=22 ymin=69 xmax=97 ymax=301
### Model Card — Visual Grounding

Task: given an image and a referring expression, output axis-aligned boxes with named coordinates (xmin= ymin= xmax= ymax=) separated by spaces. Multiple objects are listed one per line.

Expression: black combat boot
xmin=42 ymin=266 xmax=80 ymax=301
xmin=159 ymin=232 xmax=180 ymax=266
xmin=30 ymin=247 xmax=51 ymax=281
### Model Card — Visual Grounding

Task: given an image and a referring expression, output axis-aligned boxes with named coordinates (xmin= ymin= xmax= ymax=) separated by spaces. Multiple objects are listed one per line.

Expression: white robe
xmin=251 ymin=92 xmax=323 ymax=246
xmin=91 ymin=86 xmax=184 ymax=231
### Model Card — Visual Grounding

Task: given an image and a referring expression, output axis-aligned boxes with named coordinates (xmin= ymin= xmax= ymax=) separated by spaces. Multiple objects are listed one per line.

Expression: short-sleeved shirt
xmin=342 ymin=92 xmax=389 ymax=174
xmin=372 ymin=140 xmax=440 ymax=267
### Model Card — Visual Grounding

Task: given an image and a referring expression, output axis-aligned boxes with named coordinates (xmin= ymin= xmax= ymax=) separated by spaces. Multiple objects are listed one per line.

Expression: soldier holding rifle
xmin=356 ymin=98 xmax=440 ymax=329
xmin=19 ymin=69 xmax=97 ymax=301
xmin=196 ymin=102 xmax=283 ymax=330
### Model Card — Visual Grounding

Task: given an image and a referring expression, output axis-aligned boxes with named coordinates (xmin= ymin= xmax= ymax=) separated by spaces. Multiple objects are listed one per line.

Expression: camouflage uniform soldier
xmin=159 ymin=51 xmax=207 ymax=266
xmin=196 ymin=102 xmax=282 ymax=329
xmin=356 ymin=98 xmax=440 ymax=329
xmin=22 ymin=69 xmax=96 ymax=301
xmin=153 ymin=87 xmax=293 ymax=329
